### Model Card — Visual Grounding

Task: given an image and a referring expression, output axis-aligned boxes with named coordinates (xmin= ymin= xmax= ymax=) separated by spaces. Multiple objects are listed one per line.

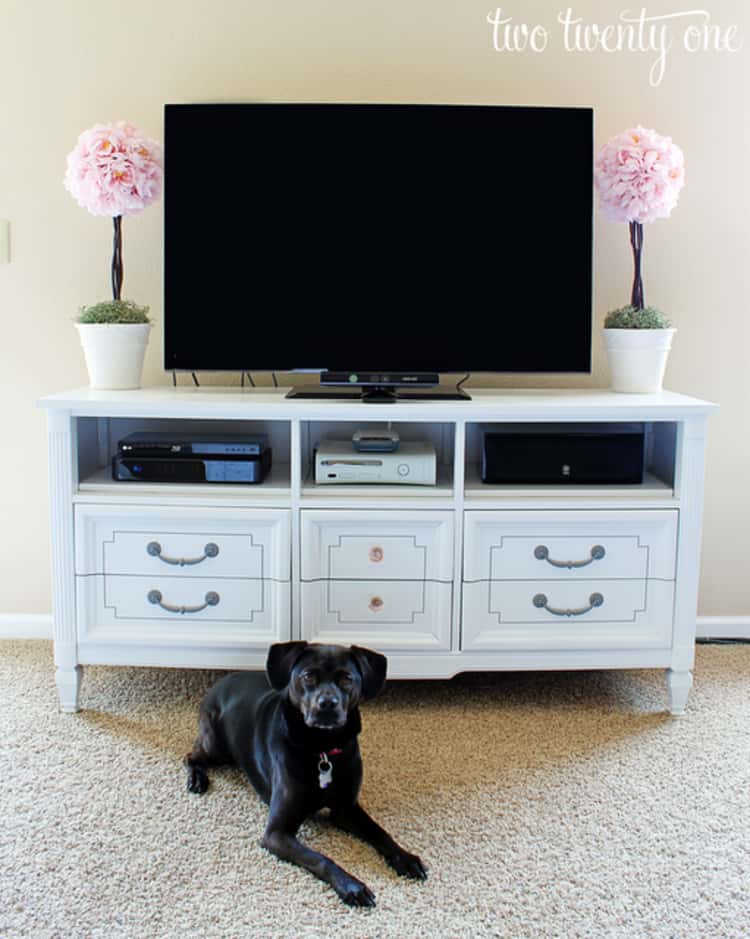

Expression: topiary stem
xmin=111 ymin=215 xmax=123 ymax=301
xmin=629 ymin=221 xmax=644 ymax=310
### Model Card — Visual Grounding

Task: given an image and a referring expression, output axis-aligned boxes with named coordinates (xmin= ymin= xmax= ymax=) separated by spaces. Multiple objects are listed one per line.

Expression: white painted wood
xmin=301 ymin=510 xmax=454 ymax=581
xmin=37 ymin=386 xmax=717 ymax=714
xmin=462 ymin=579 xmax=674 ymax=651
xmin=37 ymin=386 xmax=718 ymax=421
xmin=696 ymin=616 xmax=750 ymax=639
xmin=290 ymin=418 xmax=303 ymax=642
xmin=77 ymin=463 xmax=292 ymax=501
xmin=5 ymin=611 xmax=741 ymax=643
xmin=300 ymin=580 xmax=452 ymax=650
xmin=46 ymin=409 xmax=82 ymax=712
xmin=463 ymin=510 xmax=678 ymax=582
xmin=0 ymin=614 xmax=53 ymax=639
xmin=451 ymin=420 xmax=467 ymax=651
xmin=77 ymin=575 xmax=291 ymax=648
xmin=77 ymin=644 xmax=270 ymax=669
xmin=75 ymin=505 xmax=290 ymax=580
xmin=666 ymin=668 xmax=693 ymax=716
xmin=464 ymin=465 xmax=675 ymax=503
xmin=671 ymin=416 xmax=709 ymax=675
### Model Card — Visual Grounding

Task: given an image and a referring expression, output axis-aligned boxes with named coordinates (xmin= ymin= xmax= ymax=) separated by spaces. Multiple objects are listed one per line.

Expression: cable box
xmin=113 ymin=450 xmax=272 ymax=484
xmin=481 ymin=423 xmax=645 ymax=485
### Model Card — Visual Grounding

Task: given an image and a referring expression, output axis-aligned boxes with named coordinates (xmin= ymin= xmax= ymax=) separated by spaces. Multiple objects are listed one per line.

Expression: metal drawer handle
xmin=533 ymin=592 xmax=604 ymax=617
xmin=368 ymin=595 xmax=385 ymax=613
xmin=369 ymin=546 xmax=384 ymax=563
xmin=534 ymin=544 xmax=605 ymax=569
xmin=147 ymin=589 xmax=220 ymax=614
xmin=146 ymin=541 xmax=220 ymax=566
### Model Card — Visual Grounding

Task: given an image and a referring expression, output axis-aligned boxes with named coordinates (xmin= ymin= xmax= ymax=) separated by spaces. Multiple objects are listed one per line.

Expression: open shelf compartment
xmin=300 ymin=419 xmax=456 ymax=496
xmin=463 ymin=420 xmax=678 ymax=502
xmin=74 ymin=416 xmax=292 ymax=497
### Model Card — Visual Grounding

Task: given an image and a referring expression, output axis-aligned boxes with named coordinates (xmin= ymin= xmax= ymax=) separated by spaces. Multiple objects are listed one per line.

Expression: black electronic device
xmin=113 ymin=450 xmax=272 ymax=484
xmin=480 ymin=424 xmax=645 ymax=485
xmin=117 ymin=431 xmax=268 ymax=457
xmin=164 ymin=103 xmax=594 ymax=397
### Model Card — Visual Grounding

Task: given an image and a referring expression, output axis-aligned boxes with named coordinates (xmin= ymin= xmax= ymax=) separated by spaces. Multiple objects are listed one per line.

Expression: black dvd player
xmin=113 ymin=450 xmax=272 ymax=484
xmin=481 ymin=423 xmax=645 ymax=485
xmin=117 ymin=431 xmax=268 ymax=456
xmin=113 ymin=432 xmax=272 ymax=483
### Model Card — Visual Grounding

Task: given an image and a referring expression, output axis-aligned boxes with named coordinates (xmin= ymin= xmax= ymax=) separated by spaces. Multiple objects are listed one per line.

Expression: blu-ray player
xmin=117 ymin=431 xmax=268 ymax=456
xmin=113 ymin=432 xmax=272 ymax=484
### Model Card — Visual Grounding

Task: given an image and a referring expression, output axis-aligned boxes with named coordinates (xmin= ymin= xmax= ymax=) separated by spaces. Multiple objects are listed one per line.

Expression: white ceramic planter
xmin=603 ymin=328 xmax=675 ymax=394
xmin=76 ymin=323 xmax=152 ymax=390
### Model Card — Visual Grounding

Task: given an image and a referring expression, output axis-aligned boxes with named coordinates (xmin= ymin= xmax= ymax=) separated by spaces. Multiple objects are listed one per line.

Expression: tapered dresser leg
xmin=666 ymin=668 xmax=693 ymax=716
xmin=55 ymin=665 xmax=83 ymax=713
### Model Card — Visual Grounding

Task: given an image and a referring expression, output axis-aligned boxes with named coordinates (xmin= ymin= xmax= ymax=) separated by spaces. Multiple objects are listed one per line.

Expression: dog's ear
xmin=266 ymin=641 xmax=309 ymax=690
xmin=349 ymin=645 xmax=387 ymax=700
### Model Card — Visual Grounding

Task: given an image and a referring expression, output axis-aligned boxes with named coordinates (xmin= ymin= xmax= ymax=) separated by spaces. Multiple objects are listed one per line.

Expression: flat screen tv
xmin=164 ymin=103 xmax=593 ymax=400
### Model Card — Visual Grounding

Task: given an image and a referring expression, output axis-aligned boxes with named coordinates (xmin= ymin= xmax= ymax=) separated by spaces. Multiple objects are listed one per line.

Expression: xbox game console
xmin=315 ymin=440 xmax=436 ymax=485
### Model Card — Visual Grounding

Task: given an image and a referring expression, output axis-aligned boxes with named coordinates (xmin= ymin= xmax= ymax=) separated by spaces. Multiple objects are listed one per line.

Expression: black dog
xmin=184 ymin=641 xmax=427 ymax=906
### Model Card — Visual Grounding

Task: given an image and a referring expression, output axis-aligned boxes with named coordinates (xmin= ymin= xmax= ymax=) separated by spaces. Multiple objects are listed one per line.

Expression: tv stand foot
xmin=666 ymin=668 xmax=693 ymax=716
xmin=56 ymin=665 xmax=82 ymax=713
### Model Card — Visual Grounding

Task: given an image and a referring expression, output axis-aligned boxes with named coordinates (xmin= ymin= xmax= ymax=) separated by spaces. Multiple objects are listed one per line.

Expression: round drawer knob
xmin=368 ymin=596 xmax=384 ymax=613
xmin=369 ymin=546 xmax=384 ymax=563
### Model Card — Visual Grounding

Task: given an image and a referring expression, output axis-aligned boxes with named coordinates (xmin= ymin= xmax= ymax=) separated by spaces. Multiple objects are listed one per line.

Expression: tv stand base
xmin=37 ymin=386 xmax=716 ymax=717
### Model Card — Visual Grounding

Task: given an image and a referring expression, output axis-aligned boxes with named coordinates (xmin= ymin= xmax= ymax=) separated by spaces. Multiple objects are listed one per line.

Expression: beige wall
xmin=1 ymin=0 xmax=747 ymax=616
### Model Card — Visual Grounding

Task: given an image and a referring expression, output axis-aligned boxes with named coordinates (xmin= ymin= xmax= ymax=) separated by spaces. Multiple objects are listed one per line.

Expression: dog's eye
xmin=301 ymin=671 xmax=317 ymax=687
xmin=338 ymin=673 xmax=354 ymax=689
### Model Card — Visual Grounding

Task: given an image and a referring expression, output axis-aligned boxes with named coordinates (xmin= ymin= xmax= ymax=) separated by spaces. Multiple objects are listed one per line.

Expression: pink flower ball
xmin=595 ymin=126 xmax=685 ymax=224
xmin=64 ymin=121 xmax=163 ymax=217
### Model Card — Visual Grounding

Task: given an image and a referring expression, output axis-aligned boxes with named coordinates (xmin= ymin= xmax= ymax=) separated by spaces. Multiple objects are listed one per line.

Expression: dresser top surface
xmin=38 ymin=386 xmax=718 ymax=420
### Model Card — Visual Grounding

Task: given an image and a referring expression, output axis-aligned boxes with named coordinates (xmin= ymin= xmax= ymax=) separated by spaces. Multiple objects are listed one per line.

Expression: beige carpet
xmin=1 ymin=641 xmax=748 ymax=939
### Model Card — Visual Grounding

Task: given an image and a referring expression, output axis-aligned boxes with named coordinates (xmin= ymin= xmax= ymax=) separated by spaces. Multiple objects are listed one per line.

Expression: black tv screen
xmin=164 ymin=103 xmax=593 ymax=374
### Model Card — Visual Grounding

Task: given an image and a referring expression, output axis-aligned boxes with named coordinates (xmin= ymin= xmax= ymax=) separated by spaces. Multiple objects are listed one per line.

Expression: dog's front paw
xmin=184 ymin=757 xmax=209 ymax=795
xmin=333 ymin=874 xmax=376 ymax=908
xmin=388 ymin=850 xmax=428 ymax=881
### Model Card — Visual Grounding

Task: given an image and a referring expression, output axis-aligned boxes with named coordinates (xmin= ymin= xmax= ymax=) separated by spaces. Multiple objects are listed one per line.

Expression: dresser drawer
xmin=301 ymin=580 xmax=452 ymax=650
xmin=76 ymin=575 xmax=291 ymax=647
xmin=75 ymin=505 xmax=290 ymax=580
xmin=301 ymin=510 xmax=454 ymax=581
xmin=462 ymin=578 xmax=674 ymax=651
xmin=463 ymin=510 xmax=678 ymax=582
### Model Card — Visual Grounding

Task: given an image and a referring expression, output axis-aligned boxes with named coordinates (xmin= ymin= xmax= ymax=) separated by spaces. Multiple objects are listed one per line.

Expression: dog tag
xmin=318 ymin=754 xmax=333 ymax=789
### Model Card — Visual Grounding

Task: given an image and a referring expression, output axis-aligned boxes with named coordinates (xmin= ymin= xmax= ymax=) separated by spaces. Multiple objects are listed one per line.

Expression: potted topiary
xmin=595 ymin=126 xmax=685 ymax=393
xmin=602 ymin=304 xmax=675 ymax=393
xmin=75 ymin=299 xmax=152 ymax=390
xmin=64 ymin=121 xmax=162 ymax=389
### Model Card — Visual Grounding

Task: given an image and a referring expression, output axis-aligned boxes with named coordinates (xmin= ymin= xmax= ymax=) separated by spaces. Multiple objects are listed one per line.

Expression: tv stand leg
xmin=56 ymin=665 xmax=82 ymax=713
xmin=666 ymin=668 xmax=692 ymax=716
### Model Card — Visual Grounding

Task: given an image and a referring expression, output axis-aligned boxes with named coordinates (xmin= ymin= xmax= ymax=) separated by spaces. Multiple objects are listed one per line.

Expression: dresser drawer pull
xmin=146 ymin=541 xmax=220 ymax=566
xmin=534 ymin=544 xmax=606 ymax=569
xmin=368 ymin=595 xmax=385 ymax=613
xmin=147 ymin=589 xmax=220 ymax=614
xmin=532 ymin=592 xmax=604 ymax=617
xmin=368 ymin=546 xmax=384 ymax=563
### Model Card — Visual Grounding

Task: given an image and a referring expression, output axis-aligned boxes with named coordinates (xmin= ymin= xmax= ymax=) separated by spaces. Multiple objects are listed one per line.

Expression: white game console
xmin=315 ymin=440 xmax=437 ymax=485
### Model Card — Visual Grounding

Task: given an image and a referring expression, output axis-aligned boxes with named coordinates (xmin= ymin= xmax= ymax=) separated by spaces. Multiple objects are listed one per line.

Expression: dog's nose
xmin=316 ymin=692 xmax=340 ymax=711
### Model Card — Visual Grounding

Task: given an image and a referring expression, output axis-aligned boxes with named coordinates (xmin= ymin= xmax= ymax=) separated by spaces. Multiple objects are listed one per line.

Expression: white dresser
xmin=38 ymin=387 xmax=716 ymax=715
